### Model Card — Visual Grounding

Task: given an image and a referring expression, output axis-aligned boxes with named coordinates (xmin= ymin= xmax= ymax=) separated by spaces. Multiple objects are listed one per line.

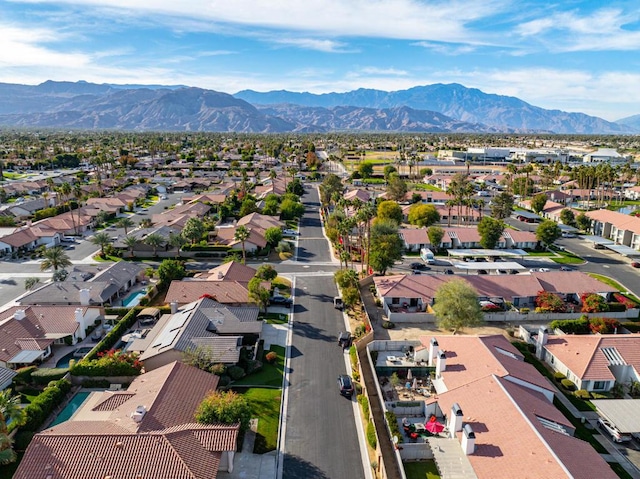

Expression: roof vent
xmin=115 ymin=441 xmax=124 ymax=449
xmin=14 ymin=310 xmax=26 ymax=321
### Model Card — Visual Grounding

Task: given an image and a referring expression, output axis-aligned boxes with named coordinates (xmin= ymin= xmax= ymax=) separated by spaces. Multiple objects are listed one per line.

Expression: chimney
xmin=14 ymin=309 xmax=26 ymax=321
xmin=79 ymin=289 xmax=91 ymax=306
xmin=428 ymin=337 xmax=439 ymax=366
xmin=461 ymin=424 xmax=476 ymax=455
xmin=74 ymin=307 xmax=84 ymax=324
xmin=448 ymin=403 xmax=464 ymax=437
xmin=131 ymin=405 xmax=147 ymax=423
xmin=436 ymin=351 xmax=446 ymax=378
xmin=170 ymin=301 xmax=178 ymax=314
xmin=535 ymin=326 xmax=548 ymax=359
xmin=217 ymin=271 xmax=223 ymax=280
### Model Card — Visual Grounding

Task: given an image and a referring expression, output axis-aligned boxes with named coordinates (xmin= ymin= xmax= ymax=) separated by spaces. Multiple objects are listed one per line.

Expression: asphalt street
xmin=281 ymin=185 xmax=364 ymax=479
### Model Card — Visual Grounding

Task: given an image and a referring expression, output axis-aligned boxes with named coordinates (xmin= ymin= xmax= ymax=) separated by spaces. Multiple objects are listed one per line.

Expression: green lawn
xmin=525 ymin=251 xmax=554 ymax=257
xmin=404 ymin=461 xmax=441 ymax=479
xmin=587 ymin=273 xmax=626 ymax=291
xmin=409 ymin=183 xmax=443 ymax=192
xmin=272 ymin=277 xmax=292 ymax=296
xmin=259 ymin=312 xmax=288 ymax=324
xmin=551 ymin=250 xmax=585 ymax=265
xmin=238 ymin=388 xmax=282 ymax=454
xmin=233 ymin=345 xmax=285 ymax=387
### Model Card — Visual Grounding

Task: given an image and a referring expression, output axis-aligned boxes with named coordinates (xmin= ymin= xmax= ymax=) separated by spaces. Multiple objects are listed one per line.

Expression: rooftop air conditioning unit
xmin=131 ymin=405 xmax=147 ymax=423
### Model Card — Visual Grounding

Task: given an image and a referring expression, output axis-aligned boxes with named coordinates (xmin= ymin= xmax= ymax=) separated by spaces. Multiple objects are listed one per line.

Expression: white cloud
xmin=270 ymin=37 xmax=352 ymax=53
xmin=413 ymin=41 xmax=477 ymax=55
xmin=359 ymin=67 xmax=408 ymax=76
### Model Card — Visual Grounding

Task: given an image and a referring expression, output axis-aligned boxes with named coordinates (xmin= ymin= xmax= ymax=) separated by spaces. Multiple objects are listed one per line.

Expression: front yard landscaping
xmin=404 ymin=461 xmax=441 ymax=479
xmin=233 ymin=345 xmax=285 ymax=387
xmin=236 ymin=387 xmax=281 ymax=454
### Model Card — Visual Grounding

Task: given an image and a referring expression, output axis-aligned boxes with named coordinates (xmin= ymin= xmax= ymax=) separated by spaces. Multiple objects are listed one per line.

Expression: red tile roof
xmin=165 ymin=280 xmax=252 ymax=304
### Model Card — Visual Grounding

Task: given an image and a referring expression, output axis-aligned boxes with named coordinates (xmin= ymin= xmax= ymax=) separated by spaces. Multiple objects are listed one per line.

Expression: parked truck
xmin=420 ymin=247 xmax=436 ymax=264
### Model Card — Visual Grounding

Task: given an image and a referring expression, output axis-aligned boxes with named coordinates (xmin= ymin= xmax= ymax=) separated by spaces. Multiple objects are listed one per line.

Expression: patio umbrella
xmin=407 ymin=369 xmax=413 ymax=381
xmin=412 ymin=377 xmax=418 ymax=390
xmin=426 ymin=420 xmax=445 ymax=434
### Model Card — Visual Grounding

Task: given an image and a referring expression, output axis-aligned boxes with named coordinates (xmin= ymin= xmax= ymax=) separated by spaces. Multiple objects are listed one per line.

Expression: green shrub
xmin=71 ymin=350 xmax=142 ymax=377
xmin=520 ymin=308 xmax=530 ymax=313
xmin=227 ymin=366 xmax=245 ymax=380
xmin=22 ymin=379 xmax=71 ymax=431
xmin=31 ymin=368 xmax=69 ymax=385
xmin=355 ymin=324 xmax=366 ymax=337
xmin=381 ymin=320 xmax=395 ymax=329
xmin=265 ymin=351 xmax=278 ymax=363
xmin=549 ymin=318 xmax=590 ymax=334
xmin=358 ymin=394 xmax=370 ymax=418
xmin=385 ymin=411 xmax=403 ymax=443
xmin=554 ymin=372 xmax=567 ymax=381
xmin=623 ymin=322 xmax=640 ymax=333
xmin=561 ymin=378 xmax=576 ymax=391
xmin=13 ymin=365 xmax=37 ymax=386
xmin=13 ymin=430 xmax=35 ymax=450
xmin=349 ymin=345 xmax=358 ymax=369
xmin=366 ymin=420 xmax=377 ymax=449
xmin=607 ymin=302 xmax=626 ymax=312
xmin=575 ymin=389 xmax=591 ymax=399
xmin=244 ymin=360 xmax=263 ymax=375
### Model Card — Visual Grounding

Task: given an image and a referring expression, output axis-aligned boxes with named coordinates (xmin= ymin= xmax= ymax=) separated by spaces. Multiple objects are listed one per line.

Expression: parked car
xmin=91 ymin=328 xmax=104 ymax=341
xmin=561 ymin=232 xmax=577 ymax=238
xmin=270 ymin=295 xmax=292 ymax=308
xmin=632 ymin=262 xmax=640 ymax=268
xmin=410 ymin=262 xmax=428 ymax=271
xmin=283 ymin=229 xmax=300 ymax=236
xmin=337 ymin=374 xmax=354 ymax=397
xmin=597 ymin=417 xmax=632 ymax=443
xmin=338 ymin=331 xmax=351 ymax=349
xmin=443 ymin=269 xmax=454 ymax=275
xmin=477 ymin=269 xmax=488 ymax=275
xmin=333 ymin=297 xmax=344 ymax=310
xmin=560 ymin=266 xmax=574 ymax=271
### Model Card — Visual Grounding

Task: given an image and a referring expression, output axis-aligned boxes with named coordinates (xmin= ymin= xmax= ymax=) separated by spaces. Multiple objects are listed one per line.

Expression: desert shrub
xmin=589 ymin=317 xmax=620 ymax=334
xmin=561 ymin=378 xmax=576 ymax=391
xmin=217 ymin=375 xmax=231 ymax=387
xmin=554 ymin=372 xmax=567 ymax=381
xmin=550 ymin=317 xmax=590 ymax=334
xmin=575 ymin=389 xmax=591 ymax=399
xmin=31 ymin=368 xmax=69 ymax=385
xmin=580 ymin=293 xmax=609 ymax=313
xmin=535 ymin=291 xmax=566 ymax=313
xmin=355 ymin=324 xmax=366 ymax=337
xmin=381 ymin=320 xmax=395 ymax=329
xmin=244 ymin=360 xmax=263 ymax=375
xmin=227 ymin=366 xmax=246 ymax=380
xmin=71 ymin=350 xmax=143 ymax=377
xmin=366 ymin=420 xmax=377 ymax=449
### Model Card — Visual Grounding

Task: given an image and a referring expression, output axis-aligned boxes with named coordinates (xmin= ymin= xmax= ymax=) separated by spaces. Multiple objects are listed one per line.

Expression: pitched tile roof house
xmin=586 ymin=208 xmax=640 ymax=250
xmin=130 ymin=297 xmax=260 ymax=371
xmin=165 ymin=280 xmax=255 ymax=305
xmin=215 ymin=213 xmax=284 ymax=253
xmin=378 ymin=335 xmax=617 ymax=479
xmin=194 ymin=261 xmax=257 ymax=282
xmin=536 ymin=333 xmax=640 ymax=393
xmin=14 ymin=361 xmax=240 ymax=479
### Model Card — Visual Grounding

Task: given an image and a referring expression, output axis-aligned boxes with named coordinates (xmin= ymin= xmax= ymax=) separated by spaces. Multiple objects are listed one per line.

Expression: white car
xmin=597 ymin=418 xmax=632 ymax=443
xmin=283 ymin=229 xmax=300 ymax=236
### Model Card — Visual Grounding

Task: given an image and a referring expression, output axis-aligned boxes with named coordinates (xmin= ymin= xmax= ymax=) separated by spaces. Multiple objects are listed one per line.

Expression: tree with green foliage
xmin=369 ymin=219 xmax=403 ymax=275
xmin=342 ymin=286 xmax=361 ymax=310
xmin=157 ymin=259 xmax=186 ymax=285
xmin=427 ymin=226 xmax=445 ymax=250
xmin=386 ymin=174 xmax=408 ymax=202
xmin=490 ymin=192 xmax=515 ymax=220
xmin=559 ymin=209 xmax=577 ymax=227
xmin=536 ymin=220 xmax=562 ymax=247
xmin=123 ymin=235 xmax=138 ymax=257
xmin=91 ymin=232 xmax=113 ymax=257
xmin=264 ymin=226 xmax=283 ymax=246
xmin=358 ymin=161 xmax=374 ymax=178
xmin=24 ymin=277 xmax=40 ymax=291
xmin=376 ymin=200 xmax=403 ymax=225
xmin=432 ymin=279 xmax=484 ymax=334
xmin=286 ymin=178 xmax=305 ymax=196
xmin=234 ymin=225 xmax=250 ymax=264
xmin=167 ymin=232 xmax=187 ymax=257
xmin=383 ymin=165 xmax=397 ymax=181
xmin=40 ymin=246 xmax=72 ymax=272
xmin=576 ymin=212 xmax=591 ymax=232
xmin=195 ymin=390 xmax=252 ymax=435
xmin=116 ymin=216 xmax=135 ymax=235
xmin=144 ymin=232 xmax=166 ymax=256
xmin=531 ymin=193 xmax=548 ymax=214
xmin=248 ymin=276 xmax=271 ymax=312
xmin=408 ymin=203 xmax=440 ymax=228
xmin=334 ymin=269 xmax=359 ymax=289
xmin=319 ymin=174 xmax=343 ymax=207
xmin=239 ymin=197 xmax=258 ymax=217
xmin=255 ymin=264 xmax=278 ymax=281
xmin=280 ymin=198 xmax=305 ymax=220
xmin=182 ymin=217 xmax=206 ymax=245
xmin=0 ymin=389 xmax=23 ymax=465
xmin=477 ymin=217 xmax=505 ymax=249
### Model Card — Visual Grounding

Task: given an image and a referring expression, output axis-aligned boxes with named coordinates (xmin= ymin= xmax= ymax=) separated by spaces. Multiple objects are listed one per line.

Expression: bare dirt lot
xmin=375 ymin=321 xmax=513 ymax=341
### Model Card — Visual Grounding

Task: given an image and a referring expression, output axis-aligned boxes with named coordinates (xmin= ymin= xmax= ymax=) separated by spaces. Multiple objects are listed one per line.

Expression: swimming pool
xmin=122 ymin=290 xmax=146 ymax=307
xmin=50 ymin=391 xmax=91 ymax=426
xmin=55 ymin=351 xmax=75 ymax=369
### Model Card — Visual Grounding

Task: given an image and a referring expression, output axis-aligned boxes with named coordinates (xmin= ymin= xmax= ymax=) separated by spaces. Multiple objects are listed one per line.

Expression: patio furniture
xmin=414 ymin=422 xmax=426 ymax=433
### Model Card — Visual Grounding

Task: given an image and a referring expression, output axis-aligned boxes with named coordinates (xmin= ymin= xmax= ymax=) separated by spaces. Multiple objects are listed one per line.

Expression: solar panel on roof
xmin=165 ymin=310 xmax=191 ymax=332
xmin=152 ymin=329 xmax=180 ymax=349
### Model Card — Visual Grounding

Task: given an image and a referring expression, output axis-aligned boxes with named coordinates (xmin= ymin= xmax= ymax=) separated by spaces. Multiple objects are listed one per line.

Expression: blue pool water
xmin=122 ymin=290 xmax=146 ymax=307
xmin=50 ymin=391 xmax=91 ymax=426
xmin=56 ymin=351 xmax=75 ymax=369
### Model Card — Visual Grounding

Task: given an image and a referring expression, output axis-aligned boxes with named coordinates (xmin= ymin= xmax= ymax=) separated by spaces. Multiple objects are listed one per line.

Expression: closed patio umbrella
xmin=407 ymin=369 xmax=413 ymax=381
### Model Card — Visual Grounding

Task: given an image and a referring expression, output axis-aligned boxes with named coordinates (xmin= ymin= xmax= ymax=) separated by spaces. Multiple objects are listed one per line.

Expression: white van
xmin=420 ymin=248 xmax=435 ymax=264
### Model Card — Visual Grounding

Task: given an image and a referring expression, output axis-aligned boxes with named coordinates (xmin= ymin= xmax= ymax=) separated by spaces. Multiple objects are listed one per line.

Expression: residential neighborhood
xmin=1 ymin=133 xmax=640 ymax=479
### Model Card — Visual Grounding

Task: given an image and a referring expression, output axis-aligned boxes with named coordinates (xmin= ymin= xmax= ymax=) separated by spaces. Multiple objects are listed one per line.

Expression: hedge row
xmin=182 ymin=244 xmax=231 ymax=252
xmin=82 ymin=307 xmax=141 ymax=361
xmin=13 ymin=366 xmax=37 ymax=386
xmin=21 ymin=379 xmax=72 ymax=432
xmin=31 ymin=368 xmax=69 ymax=386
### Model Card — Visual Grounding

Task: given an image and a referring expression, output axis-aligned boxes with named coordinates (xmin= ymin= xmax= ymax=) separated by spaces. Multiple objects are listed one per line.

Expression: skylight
xmin=601 ymin=347 xmax=626 ymax=366
xmin=536 ymin=415 xmax=569 ymax=436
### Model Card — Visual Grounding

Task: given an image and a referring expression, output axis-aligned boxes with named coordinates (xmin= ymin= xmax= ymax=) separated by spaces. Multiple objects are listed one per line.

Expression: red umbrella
xmin=426 ymin=420 xmax=445 ymax=434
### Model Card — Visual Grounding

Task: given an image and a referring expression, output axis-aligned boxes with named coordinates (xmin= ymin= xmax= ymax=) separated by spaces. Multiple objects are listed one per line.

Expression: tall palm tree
xmin=139 ymin=218 xmax=153 ymax=229
xmin=168 ymin=232 xmax=187 ymax=258
xmin=91 ymin=231 xmax=112 ymax=256
xmin=0 ymin=389 xmax=23 ymax=465
xmin=40 ymin=246 xmax=72 ymax=272
xmin=144 ymin=232 xmax=166 ymax=257
xmin=234 ymin=225 xmax=250 ymax=264
xmin=73 ymin=183 xmax=84 ymax=235
xmin=123 ymin=235 xmax=138 ymax=258
xmin=117 ymin=216 xmax=135 ymax=235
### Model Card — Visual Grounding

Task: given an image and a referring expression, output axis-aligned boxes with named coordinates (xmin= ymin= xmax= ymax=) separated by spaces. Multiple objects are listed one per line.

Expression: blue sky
xmin=1 ymin=0 xmax=640 ymax=121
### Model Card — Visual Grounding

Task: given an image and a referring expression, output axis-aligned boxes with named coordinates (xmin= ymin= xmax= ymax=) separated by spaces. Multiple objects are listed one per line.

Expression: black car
xmin=443 ymin=269 xmax=454 ymax=275
xmin=477 ymin=269 xmax=488 ymax=275
xmin=410 ymin=262 xmax=428 ymax=271
xmin=270 ymin=296 xmax=292 ymax=308
xmin=560 ymin=266 xmax=574 ymax=271
xmin=337 ymin=374 xmax=354 ymax=397
xmin=338 ymin=331 xmax=352 ymax=349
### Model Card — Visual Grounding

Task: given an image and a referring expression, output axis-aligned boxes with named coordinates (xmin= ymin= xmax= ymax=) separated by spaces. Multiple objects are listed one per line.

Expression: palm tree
xmin=0 ymin=389 xmax=23 ymax=465
xmin=123 ymin=235 xmax=138 ymax=258
xmin=139 ymin=218 xmax=153 ymax=229
xmin=73 ymin=183 xmax=84 ymax=235
xmin=117 ymin=216 xmax=135 ymax=235
xmin=40 ymin=246 xmax=72 ymax=272
xmin=234 ymin=225 xmax=250 ymax=264
xmin=144 ymin=232 xmax=166 ymax=257
xmin=24 ymin=277 xmax=40 ymax=290
xmin=168 ymin=232 xmax=187 ymax=258
xmin=91 ymin=231 xmax=112 ymax=256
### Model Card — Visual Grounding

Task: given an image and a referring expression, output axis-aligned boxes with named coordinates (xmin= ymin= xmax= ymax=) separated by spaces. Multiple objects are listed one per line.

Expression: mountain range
xmin=0 ymin=80 xmax=634 ymax=134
